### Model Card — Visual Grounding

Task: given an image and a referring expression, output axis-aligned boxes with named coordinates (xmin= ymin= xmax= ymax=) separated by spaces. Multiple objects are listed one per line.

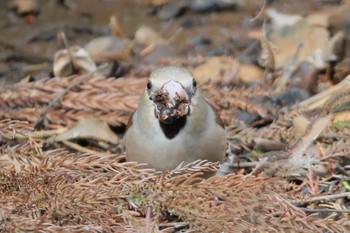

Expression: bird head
xmin=146 ymin=66 xmax=197 ymax=124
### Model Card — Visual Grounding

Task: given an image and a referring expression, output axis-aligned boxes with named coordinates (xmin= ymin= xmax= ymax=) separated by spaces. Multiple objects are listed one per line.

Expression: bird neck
xmin=159 ymin=116 xmax=187 ymax=140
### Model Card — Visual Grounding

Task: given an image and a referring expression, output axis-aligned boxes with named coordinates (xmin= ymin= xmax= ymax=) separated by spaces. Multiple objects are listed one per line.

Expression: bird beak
xmin=150 ymin=80 xmax=190 ymax=124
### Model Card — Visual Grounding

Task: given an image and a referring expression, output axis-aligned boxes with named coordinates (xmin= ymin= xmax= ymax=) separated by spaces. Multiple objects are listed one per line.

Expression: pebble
xmin=157 ymin=1 xmax=187 ymax=20
xmin=191 ymin=0 xmax=237 ymax=12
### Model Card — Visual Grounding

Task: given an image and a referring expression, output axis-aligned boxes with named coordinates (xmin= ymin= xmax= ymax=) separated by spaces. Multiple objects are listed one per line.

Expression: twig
xmin=30 ymin=128 xmax=67 ymax=138
xmin=299 ymin=74 xmax=350 ymax=111
xmin=140 ymin=44 xmax=156 ymax=57
xmin=33 ymin=31 xmax=89 ymax=129
xmin=293 ymin=192 xmax=350 ymax=206
xmin=32 ymin=74 xmax=89 ymax=129
xmin=231 ymin=161 xmax=259 ymax=168
xmin=146 ymin=207 xmax=152 ymax=231
xmin=236 ymin=40 xmax=260 ymax=62
xmin=250 ymin=0 xmax=267 ymax=22
xmin=58 ymin=32 xmax=75 ymax=70
xmin=22 ymin=62 xmax=50 ymax=73
xmin=291 ymin=42 xmax=303 ymax=65
xmin=167 ymin=27 xmax=183 ymax=44
xmin=32 ymin=64 xmax=108 ymax=129
xmin=299 ymin=207 xmax=350 ymax=213
xmin=158 ymin=222 xmax=189 ymax=229
xmin=62 ymin=140 xmax=101 ymax=154
xmin=11 ymin=128 xmax=67 ymax=140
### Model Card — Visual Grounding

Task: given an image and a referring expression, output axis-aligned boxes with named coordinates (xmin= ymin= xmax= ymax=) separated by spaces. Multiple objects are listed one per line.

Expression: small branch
xmin=250 ymin=0 xmax=267 ymax=22
xmin=293 ymin=192 xmax=350 ymax=206
xmin=33 ymin=74 xmax=89 ymax=129
xmin=12 ymin=128 xmax=67 ymax=140
xmin=299 ymin=207 xmax=350 ymax=213
xmin=158 ymin=222 xmax=189 ymax=229
xmin=146 ymin=207 xmax=152 ymax=231
xmin=231 ymin=161 xmax=259 ymax=168
xmin=22 ymin=62 xmax=50 ymax=73
xmin=33 ymin=64 xmax=108 ymax=129
xmin=62 ymin=140 xmax=101 ymax=154
xmin=299 ymin=74 xmax=350 ymax=111
xmin=58 ymin=32 xmax=75 ymax=68
xmin=30 ymin=128 xmax=67 ymax=138
xmin=291 ymin=42 xmax=303 ymax=65
xmin=236 ymin=40 xmax=260 ymax=62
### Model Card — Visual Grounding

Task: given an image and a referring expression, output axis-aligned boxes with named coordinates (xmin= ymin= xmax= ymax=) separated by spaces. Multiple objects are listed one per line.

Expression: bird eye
xmin=147 ymin=81 xmax=152 ymax=90
xmin=192 ymin=79 xmax=197 ymax=88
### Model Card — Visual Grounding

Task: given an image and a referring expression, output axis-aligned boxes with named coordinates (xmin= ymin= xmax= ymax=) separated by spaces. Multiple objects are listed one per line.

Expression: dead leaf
xmin=0 ymin=154 xmax=22 ymax=173
xmin=147 ymin=0 xmax=169 ymax=7
xmin=288 ymin=61 xmax=319 ymax=93
xmin=267 ymin=18 xmax=334 ymax=70
xmin=142 ymin=44 xmax=176 ymax=63
xmin=0 ymin=151 xmax=41 ymax=173
xmin=260 ymin=22 xmax=275 ymax=72
xmin=330 ymin=31 xmax=346 ymax=60
xmin=140 ymin=44 xmax=157 ymax=57
xmin=333 ymin=111 xmax=350 ymax=123
xmin=84 ymin=36 xmax=132 ymax=63
xmin=134 ymin=26 xmax=167 ymax=46
xmin=300 ymin=74 xmax=350 ymax=111
xmin=306 ymin=13 xmax=329 ymax=28
xmin=19 ymin=75 xmax=34 ymax=84
xmin=55 ymin=118 xmax=119 ymax=144
xmin=219 ymin=61 xmax=240 ymax=85
xmin=292 ymin=114 xmax=310 ymax=137
xmin=8 ymin=0 xmax=39 ymax=15
xmin=238 ymin=63 xmax=264 ymax=84
xmin=290 ymin=115 xmax=332 ymax=163
xmin=110 ymin=15 xmax=125 ymax=38
xmin=328 ymin=4 xmax=350 ymax=33
xmin=266 ymin=9 xmax=302 ymax=30
xmin=192 ymin=56 xmax=237 ymax=83
xmin=53 ymin=46 xmax=97 ymax=77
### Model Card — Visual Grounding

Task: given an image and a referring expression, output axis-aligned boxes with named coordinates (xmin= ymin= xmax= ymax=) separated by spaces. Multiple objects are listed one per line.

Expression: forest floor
xmin=2 ymin=0 xmax=350 ymax=232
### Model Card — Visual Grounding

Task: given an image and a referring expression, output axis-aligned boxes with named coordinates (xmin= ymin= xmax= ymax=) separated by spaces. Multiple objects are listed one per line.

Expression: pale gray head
xmin=146 ymin=66 xmax=198 ymax=124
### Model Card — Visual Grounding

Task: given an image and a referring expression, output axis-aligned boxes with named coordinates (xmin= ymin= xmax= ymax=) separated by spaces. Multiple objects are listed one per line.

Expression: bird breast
xmin=124 ymin=93 xmax=226 ymax=170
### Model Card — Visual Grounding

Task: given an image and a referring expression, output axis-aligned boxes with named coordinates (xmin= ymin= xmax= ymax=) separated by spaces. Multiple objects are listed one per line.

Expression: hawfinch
xmin=124 ymin=66 xmax=227 ymax=171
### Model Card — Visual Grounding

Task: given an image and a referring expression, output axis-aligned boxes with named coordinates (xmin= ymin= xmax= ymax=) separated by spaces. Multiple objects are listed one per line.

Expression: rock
xmin=329 ymin=4 xmax=350 ymax=33
xmin=274 ymin=87 xmax=310 ymax=106
xmin=191 ymin=0 xmax=216 ymax=12
xmin=157 ymin=1 xmax=187 ymax=20
xmin=207 ymin=45 xmax=231 ymax=57
xmin=334 ymin=58 xmax=350 ymax=83
xmin=191 ymin=0 xmax=237 ymax=13
xmin=191 ymin=36 xmax=212 ymax=47
xmin=215 ymin=0 xmax=238 ymax=10
xmin=142 ymin=44 xmax=176 ymax=64
xmin=289 ymin=61 xmax=319 ymax=94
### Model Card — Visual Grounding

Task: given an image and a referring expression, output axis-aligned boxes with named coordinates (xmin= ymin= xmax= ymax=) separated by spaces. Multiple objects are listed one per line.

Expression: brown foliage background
xmin=1 ymin=67 xmax=350 ymax=232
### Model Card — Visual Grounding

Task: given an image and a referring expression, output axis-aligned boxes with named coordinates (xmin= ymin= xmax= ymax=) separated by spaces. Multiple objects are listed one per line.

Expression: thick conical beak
xmin=162 ymin=80 xmax=188 ymax=105
xmin=151 ymin=80 xmax=190 ymax=124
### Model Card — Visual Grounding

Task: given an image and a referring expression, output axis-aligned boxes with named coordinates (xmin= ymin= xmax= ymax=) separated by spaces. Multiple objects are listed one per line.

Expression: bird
xmin=123 ymin=66 xmax=227 ymax=172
